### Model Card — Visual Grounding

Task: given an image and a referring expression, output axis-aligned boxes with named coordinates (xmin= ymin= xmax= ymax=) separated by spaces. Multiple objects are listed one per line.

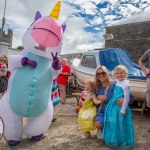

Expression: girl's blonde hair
xmin=2 ymin=55 xmax=8 ymax=65
xmin=85 ymin=79 xmax=95 ymax=93
xmin=94 ymin=66 xmax=112 ymax=94
xmin=0 ymin=55 xmax=8 ymax=64
xmin=114 ymin=65 xmax=128 ymax=78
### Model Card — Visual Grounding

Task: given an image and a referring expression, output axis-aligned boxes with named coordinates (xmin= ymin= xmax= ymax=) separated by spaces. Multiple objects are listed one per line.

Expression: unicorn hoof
xmin=30 ymin=134 xmax=45 ymax=142
xmin=8 ymin=140 xmax=20 ymax=146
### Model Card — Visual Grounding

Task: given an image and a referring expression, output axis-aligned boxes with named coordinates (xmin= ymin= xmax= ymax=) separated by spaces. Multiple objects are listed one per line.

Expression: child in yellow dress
xmin=78 ymin=80 xmax=97 ymax=139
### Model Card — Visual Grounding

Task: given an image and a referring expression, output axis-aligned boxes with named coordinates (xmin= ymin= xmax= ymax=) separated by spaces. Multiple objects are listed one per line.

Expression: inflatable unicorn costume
xmin=0 ymin=1 xmax=65 ymax=146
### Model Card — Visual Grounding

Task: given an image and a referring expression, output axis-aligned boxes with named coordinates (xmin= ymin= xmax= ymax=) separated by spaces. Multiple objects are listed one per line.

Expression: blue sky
xmin=0 ymin=0 xmax=150 ymax=54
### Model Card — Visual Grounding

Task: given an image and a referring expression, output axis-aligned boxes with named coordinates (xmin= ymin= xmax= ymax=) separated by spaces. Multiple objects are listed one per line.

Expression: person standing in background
xmin=139 ymin=49 xmax=150 ymax=108
xmin=139 ymin=49 xmax=150 ymax=132
xmin=0 ymin=56 xmax=8 ymax=98
xmin=57 ymin=58 xmax=71 ymax=104
xmin=2 ymin=55 xmax=11 ymax=78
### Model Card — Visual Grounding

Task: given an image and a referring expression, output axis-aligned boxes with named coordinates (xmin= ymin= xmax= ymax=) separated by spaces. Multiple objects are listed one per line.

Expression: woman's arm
xmin=96 ymin=95 xmax=107 ymax=101
xmin=92 ymin=94 xmax=102 ymax=105
xmin=93 ymin=98 xmax=103 ymax=105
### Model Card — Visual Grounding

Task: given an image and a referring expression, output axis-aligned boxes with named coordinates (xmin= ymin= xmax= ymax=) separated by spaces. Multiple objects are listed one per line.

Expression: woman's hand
xmin=97 ymin=95 xmax=107 ymax=102
xmin=116 ymin=98 xmax=124 ymax=106
xmin=93 ymin=99 xmax=102 ymax=105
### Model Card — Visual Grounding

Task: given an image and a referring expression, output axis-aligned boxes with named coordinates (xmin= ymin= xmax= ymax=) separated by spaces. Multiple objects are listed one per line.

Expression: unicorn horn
xmin=49 ymin=1 xmax=61 ymax=20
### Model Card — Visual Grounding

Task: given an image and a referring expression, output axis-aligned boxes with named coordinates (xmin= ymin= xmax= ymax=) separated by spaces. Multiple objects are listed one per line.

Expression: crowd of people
xmin=50 ymin=52 xmax=149 ymax=149
xmin=0 ymin=50 xmax=149 ymax=149
xmin=77 ymin=65 xmax=134 ymax=149
xmin=75 ymin=49 xmax=150 ymax=149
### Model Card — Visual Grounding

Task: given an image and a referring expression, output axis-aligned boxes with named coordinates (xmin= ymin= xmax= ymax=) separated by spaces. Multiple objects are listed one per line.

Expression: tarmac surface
xmin=0 ymin=97 xmax=150 ymax=150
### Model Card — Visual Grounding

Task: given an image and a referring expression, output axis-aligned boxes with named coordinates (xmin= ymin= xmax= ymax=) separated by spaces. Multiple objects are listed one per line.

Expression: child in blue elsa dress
xmin=102 ymin=65 xmax=134 ymax=149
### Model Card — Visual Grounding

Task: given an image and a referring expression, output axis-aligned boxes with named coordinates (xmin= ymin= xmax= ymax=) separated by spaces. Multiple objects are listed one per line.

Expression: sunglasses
xmin=96 ymin=72 xmax=106 ymax=76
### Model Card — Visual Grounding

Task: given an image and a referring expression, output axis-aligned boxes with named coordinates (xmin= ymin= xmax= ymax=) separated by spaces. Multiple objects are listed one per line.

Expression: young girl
xmin=0 ymin=56 xmax=8 ymax=98
xmin=78 ymin=80 xmax=97 ymax=139
xmin=102 ymin=65 xmax=134 ymax=148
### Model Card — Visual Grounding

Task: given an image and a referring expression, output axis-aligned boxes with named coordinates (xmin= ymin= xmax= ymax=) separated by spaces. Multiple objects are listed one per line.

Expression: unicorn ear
xmin=49 ymin=1 xmax=61 ymax=20
xmin=61 ymin=22 xmax=66 ymax=32
xmin=35 ymin=11 xmax=42 ymax=21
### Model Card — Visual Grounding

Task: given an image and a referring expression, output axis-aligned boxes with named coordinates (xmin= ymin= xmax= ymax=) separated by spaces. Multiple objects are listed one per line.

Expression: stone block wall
xmin=105 ymin=21 xmax=150 ymax=63
xmin=0 ymin=28 xmax=13 ymax=48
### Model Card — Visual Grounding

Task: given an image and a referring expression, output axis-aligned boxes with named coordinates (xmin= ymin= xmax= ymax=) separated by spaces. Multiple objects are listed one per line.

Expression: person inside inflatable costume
xmin=0 ymin=1 xmax=66 ymax=146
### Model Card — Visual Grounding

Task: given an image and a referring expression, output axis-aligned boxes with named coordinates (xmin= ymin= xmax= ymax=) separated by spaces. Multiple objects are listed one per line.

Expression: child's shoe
xmin=81 ymin=132 xmax=90 ymax=139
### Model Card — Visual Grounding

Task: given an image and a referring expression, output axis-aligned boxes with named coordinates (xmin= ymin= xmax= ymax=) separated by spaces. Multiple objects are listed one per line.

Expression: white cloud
xmin=121 ymin=4 xmax=141 ymax=17
xmin=112 ymin=6 xmax=150 ymax=25
xmin=61 ymin=17 xmax=104 ymax=54
xmin=65 ymin=0 xmax=103 ymax=5
xmin=91 ymin=16 xmax=103 ymax=25
xmin=0 ymin=0 xmax=150 ymax=54
xmin=100 ymin=7 xmax=109 ymax=14
xmin=80 ymin=2 xmax=98 ymax=15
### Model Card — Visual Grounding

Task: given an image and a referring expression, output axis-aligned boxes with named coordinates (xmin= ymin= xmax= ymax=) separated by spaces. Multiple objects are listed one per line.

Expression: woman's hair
xmin=113 ymin=65 xmax=128 ymax=78
xmin=85 ymin=80 xmax=95 ymax=93
xmin=94 ymin=66 xmax=112 ymax=94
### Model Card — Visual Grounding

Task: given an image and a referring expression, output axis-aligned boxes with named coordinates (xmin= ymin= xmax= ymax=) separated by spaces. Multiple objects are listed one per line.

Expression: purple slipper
xmin=30 ymin=134 xmax=45 ymax=142
xmin=8 ymin=140 xmax=20 ymax=146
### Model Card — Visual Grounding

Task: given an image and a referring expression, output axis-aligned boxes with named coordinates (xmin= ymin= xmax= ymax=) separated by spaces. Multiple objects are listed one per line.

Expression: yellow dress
xmin=78 ymin=93 xmax=97 ymax=132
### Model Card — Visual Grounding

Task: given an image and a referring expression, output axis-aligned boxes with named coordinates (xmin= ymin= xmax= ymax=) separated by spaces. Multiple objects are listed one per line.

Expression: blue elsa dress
xmin=102 ymin=80 xmax=134 ymax=149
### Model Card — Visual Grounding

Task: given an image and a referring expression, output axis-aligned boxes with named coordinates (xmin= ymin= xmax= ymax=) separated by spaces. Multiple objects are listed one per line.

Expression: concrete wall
xmin=8 ymin=48 xmax=20 ymax=55
xmin=0 ymin=42 xmax=20 ymax=57
xmin=0 ymin=42 xmax=9 ymax=56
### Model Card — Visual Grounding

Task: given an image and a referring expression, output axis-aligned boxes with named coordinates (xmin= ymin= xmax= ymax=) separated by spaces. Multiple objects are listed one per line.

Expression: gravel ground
xmin=0 ymin=97 xmax=150 ymax=150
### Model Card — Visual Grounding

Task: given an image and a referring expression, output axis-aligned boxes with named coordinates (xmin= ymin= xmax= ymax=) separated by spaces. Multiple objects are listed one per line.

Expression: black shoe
xmin=52 ymin=118 xmax=56 ymax=122
xmin=30 ymin=134 xmax=45 ymax=142
xmin=147 ymin=128 xmax=150 ymax=132
xmin=8 ymin=140 xmax=20 ymax=146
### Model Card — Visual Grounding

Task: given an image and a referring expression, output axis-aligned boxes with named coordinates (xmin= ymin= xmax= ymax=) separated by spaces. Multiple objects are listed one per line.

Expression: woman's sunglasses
xmin=96 ymin=72 xmax=106 ymax=77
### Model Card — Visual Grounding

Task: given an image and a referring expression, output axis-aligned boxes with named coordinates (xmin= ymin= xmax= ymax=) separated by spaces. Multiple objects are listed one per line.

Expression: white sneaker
xmin=81 ymin=132 xmax=90 ymax=139
xmin=96 ymin=128 xmax=102 ymax=139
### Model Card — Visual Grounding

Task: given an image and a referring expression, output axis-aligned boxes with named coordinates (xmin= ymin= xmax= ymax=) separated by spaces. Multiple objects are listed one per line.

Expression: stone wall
xmin=0 ymin=28 xmax=13 ymax=48
xmin=105 ymin=21 xmax=150 ymax=63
